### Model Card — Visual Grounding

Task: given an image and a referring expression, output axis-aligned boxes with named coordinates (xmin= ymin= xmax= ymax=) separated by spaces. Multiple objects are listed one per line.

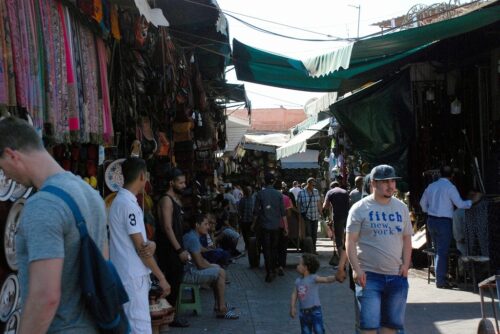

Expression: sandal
xmin=216 ymin=309 xmax=240 ymax=320
xmin=214 ymin=302 xmax=236 ymax=312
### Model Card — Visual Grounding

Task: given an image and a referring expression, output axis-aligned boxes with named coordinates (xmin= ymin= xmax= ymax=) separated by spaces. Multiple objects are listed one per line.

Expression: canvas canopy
xmin=233 ymin=5 xmax=500 ymax=93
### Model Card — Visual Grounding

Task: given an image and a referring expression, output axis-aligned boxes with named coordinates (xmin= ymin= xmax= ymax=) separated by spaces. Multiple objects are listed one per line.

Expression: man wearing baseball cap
xmin=346 ymin=165 xmax=412 ymax=334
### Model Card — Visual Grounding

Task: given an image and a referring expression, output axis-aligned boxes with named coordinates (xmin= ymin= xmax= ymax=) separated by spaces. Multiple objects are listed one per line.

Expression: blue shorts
xmin=355 ymin=271 xmax=408 ymax=330
xmin=299 ymin=305 xmax=324 ymax=334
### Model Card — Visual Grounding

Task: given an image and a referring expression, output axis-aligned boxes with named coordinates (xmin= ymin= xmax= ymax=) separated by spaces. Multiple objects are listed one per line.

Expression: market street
xmin=164 ymin=238 xmax=491 ymax=334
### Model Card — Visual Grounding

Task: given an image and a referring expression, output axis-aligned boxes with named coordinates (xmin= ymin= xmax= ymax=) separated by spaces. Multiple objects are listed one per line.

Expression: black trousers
xmin=260 ymin=228 xmax=280 ymax=275
xmin=160 ymin=251 xmax=184 ymax=306
xmin=277 ymin=229 xmax=288 ymax=268
xmin=333 ymin=217 xmax=347 ymax=251
xmin=240 ymin=222 xmax=252 ymax=250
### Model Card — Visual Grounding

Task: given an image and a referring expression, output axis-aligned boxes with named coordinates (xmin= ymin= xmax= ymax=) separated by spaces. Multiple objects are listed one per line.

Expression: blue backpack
xmin=41 ymin=186 xmax=130 ymax=334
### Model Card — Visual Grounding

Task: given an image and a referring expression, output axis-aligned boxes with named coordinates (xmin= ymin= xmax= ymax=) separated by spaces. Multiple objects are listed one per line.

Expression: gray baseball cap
xmin=370 ymin=165 xmax=401 ymax=181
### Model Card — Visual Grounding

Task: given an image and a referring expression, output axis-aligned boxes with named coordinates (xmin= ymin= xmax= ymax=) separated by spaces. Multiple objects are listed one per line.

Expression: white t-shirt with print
xmin=347 ymin=194 xmax=412 ymax=275
xmin=108 ymin=188 xmax=150 ymax=283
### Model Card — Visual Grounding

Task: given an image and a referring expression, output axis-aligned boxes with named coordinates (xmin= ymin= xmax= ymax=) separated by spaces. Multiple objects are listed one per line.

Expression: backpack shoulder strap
xmin=40 ymin=185 xmax=88 ymax=238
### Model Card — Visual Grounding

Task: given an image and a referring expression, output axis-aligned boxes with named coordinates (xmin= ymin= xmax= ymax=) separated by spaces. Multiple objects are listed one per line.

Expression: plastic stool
xmin=177 ymin=283 xmax=202 ymax=315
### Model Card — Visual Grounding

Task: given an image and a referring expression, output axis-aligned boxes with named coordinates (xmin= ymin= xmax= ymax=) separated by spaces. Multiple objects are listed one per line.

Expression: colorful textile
xmin=1 ymin=0 xmax=114 ymax=144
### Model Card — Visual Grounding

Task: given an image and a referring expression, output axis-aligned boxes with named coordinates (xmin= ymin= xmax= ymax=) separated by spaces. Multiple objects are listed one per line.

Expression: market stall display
xmin=3 ymin=309 xmax=20 ymax=334
xmin=0 ymin=173 xmax=14 ymax=203
xmin=0 ymin=274 xmax=19 ymax=323
xmin=3 ymin=199 xmax=25 ymax=272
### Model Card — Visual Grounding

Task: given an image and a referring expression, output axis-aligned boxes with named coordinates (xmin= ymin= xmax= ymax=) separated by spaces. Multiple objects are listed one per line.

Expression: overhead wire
xmin=174 ymin=0 xmax=486 ymax=43
xmin=173 ymin=35 xmax=230 ymax=57
xmin=224 ymin=12 xmax=352 ymax=42
xmin=168 ymin=27 xmax=231 ymax=46
xmin=166 ymin=0 xmax=487 ymax=106
xmin=242 ymin=88 xmax=305 ymax=107
xmin=177 ymin=0 xmax=343 ymax=39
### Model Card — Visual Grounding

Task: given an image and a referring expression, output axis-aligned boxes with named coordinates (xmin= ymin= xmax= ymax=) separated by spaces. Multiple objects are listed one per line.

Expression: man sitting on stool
xmin=183 ymin=214 xmax=239 ymax=319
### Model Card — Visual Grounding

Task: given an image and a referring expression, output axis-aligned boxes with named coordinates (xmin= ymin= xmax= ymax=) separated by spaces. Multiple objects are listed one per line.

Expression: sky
xmin=216 ymin=0 xmax=448 ymax=109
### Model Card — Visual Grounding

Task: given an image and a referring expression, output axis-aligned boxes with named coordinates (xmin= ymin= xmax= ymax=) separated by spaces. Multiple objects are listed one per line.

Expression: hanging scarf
xmin=49 ymin=0 xmax=69 ymax=142
xmin=58 ymin=3 xmax=78 ymax=141
xmin=31 ymin=0 xmax=47 ymax=130
xmin=69 ymin=15 xmax=86 ymax=142
xmin=39 ymin=0 xmax=56 ymax=130
xmin=97 ymin=37 xmax=113 ymax=144
xmin=6 ymin=0 xmax=28 ymax=108
xmin=0 ymin=1 xmax=10 ymax=105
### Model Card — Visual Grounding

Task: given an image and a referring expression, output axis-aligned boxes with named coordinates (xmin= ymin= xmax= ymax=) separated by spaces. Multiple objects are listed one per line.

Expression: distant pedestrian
xmin=323 ymin=181 xmax=349 ymax=266
xmin=224 ymin=186 xmax=239 ymax=229
xmin=419 ymin=165 xmax=481 ymax=289
xmin=350 ymin=176 xmax=364 ymax=206
xmin=276 ymin=180 xmax=293 ymax=275
xmin=297 ymin=178 xmax=322 ymax=253
xmin=238 ymin=186 xmax=254 ymax=251
xmin=346 ymin=165 xmax=412 ymax=334
xmin=253 ymin=173 xmax=287 ymax=283
xmin=232 ymin=183 xmax=243 ymax=203
xmin=289 ymin=181 xmax=302 ymax=201
xmin=290 ymin=253 xmax=338 ymax=334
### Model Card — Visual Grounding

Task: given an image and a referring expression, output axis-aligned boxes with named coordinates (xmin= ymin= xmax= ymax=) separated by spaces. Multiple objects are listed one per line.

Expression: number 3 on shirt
xmin=129 ymin=213 xmax=137 ymax=226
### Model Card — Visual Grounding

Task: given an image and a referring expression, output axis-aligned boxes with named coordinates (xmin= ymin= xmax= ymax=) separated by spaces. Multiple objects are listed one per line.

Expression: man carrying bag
xmin=0 ymin=117 xmax=129 ymax=334
xmin=297 ymin=178 xmax=322 ymax=254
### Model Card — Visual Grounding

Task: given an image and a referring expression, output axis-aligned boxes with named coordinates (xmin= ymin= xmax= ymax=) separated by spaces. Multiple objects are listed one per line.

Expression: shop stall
xmin=0 ymin=0 xmax=235 ymax=331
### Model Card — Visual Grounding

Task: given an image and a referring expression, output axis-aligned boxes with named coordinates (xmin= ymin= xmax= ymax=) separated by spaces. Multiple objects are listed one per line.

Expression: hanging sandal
xmin=216 ymin=309 xmax=239 ymax=320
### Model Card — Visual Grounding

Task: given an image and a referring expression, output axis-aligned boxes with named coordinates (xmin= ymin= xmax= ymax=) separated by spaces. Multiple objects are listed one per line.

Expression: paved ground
xmin=162 ymin=238 xmax=497 ymax=334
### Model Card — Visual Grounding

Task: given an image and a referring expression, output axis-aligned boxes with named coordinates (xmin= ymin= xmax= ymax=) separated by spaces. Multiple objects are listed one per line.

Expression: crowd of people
xmin=1 ymin=116 xmax=478 ymax=334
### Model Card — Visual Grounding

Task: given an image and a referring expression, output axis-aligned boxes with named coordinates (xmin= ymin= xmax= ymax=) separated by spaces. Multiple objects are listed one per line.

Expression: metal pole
xmin=357 ymin=5 xmax=361 ymax=40
xmin=348 ymin=5 xmax=361 ymax=40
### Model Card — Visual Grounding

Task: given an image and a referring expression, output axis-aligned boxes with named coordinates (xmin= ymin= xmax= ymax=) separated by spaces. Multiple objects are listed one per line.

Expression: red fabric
xmin=280 ymin=194 xmax=292 ymax=228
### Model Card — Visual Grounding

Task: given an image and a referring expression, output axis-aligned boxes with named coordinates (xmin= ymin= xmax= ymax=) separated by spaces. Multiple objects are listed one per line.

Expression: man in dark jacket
xmin=253 ymin=173 xmax=287 ymax=282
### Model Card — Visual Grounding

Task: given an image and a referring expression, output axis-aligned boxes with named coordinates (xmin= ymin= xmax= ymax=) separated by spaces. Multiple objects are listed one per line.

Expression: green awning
xmin=233 ymin=40 xmax=428 ymax=92
xmin=233 ymin=4 xmax=500 ymax=93
xmin=329 ymin=70 xmax=413 ymax=178
xmin=349 ymin=4 xmax=500 ymax=64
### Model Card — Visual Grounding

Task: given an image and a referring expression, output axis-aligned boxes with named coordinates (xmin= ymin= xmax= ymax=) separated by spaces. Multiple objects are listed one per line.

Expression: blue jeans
xmin=427 ymin=216 xmax=452 ymax=286
xmin=356 ymin=272 xmax=408 ymax=330
xmin=299 ymin=306 xmax=324 ymax=334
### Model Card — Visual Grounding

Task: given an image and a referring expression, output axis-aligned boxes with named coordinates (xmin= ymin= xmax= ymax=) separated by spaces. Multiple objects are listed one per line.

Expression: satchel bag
xmin=300 ymin=191 xmax=313 ymax=221
xmin=40 ymin=186 xmax=130 ymax=334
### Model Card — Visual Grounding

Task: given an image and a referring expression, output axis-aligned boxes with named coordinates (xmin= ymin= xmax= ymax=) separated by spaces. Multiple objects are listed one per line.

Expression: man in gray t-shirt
xmin=346 ymin=165 xmax=412 ymax=334
xmin=0 ymin=118 xmax=105 ymax=333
